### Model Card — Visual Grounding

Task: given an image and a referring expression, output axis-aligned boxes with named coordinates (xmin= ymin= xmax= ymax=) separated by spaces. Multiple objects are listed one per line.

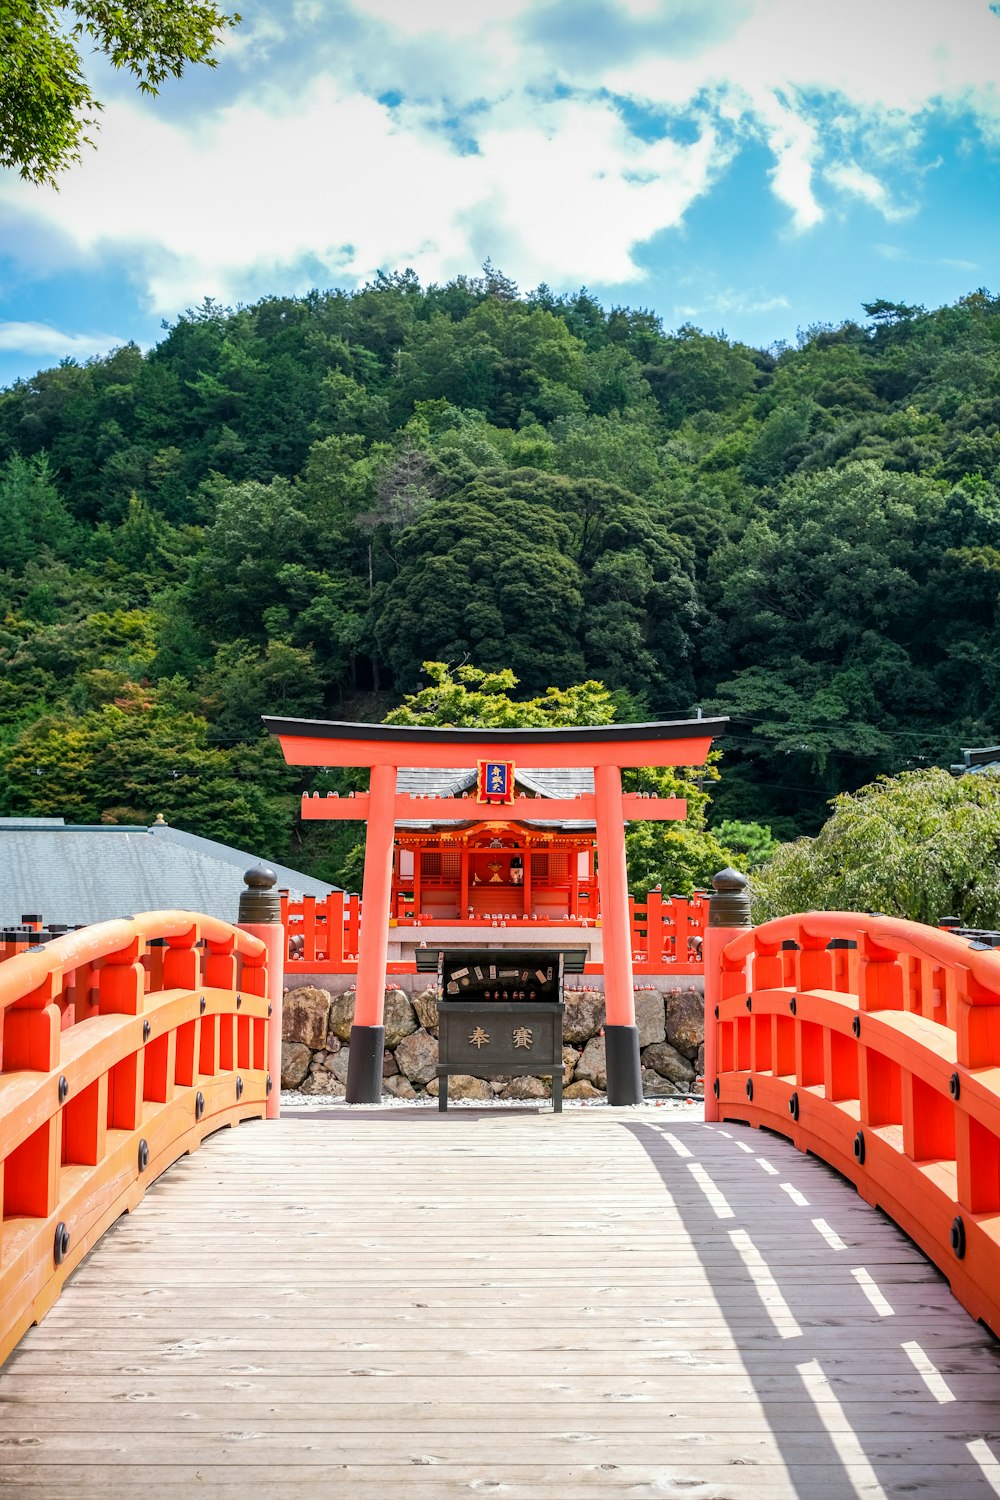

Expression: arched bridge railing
xmin=706 ymin=910 xmax=1000 ymax=1334
xmin=0 ymin=911 xmax=273 ymax=1366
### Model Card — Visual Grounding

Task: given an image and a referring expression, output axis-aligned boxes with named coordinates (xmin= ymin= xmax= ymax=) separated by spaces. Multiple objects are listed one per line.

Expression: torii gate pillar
xmin=595 ymin=763 xmax=642 ymax=1104
xmin=346 ymin=762 xmax=398 ymax=1102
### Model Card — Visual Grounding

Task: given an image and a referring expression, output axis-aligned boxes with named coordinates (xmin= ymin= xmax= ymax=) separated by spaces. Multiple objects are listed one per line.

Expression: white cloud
xmin=874 ymin=242 xmax=981 ymax=274
xmin=675 ymin=286 xmax=790 ymax=322
xmin=603 ymin=0 xmax=1000 ymax=226
xmin=355 ymin=0 xmax=536 ymax=40
xmin=756 ymin=92 xmax=822 ymax=231
xmin=0 ymin=0 xmax=997 ymax=312
xmin=605 ymin=0 xmax=1000 ymax=118
xmin=719 ymin=291 xmax=790 ymax=316
xmin=468 ymin=99 xmax=724 ymax=282
xmin=825 ymin=162 xmax=913 ymax=222
xmin=0 ymin=322 xmax=128 ymax=357
xmin=217 ymin=10 xmax=288 ymax=65
xmin=0 ymin=81 xmax=727 ymax=314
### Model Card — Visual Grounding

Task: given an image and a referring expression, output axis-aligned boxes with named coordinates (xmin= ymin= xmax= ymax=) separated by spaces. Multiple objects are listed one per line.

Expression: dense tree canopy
xmin=2 ymin=272 xmax=1000 ymax=883
xmin=383 ymin=661 xmax=618 ymax=730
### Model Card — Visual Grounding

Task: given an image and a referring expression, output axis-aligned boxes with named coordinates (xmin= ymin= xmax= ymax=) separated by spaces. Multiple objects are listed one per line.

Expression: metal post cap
xmin=238 ymin=864 xmax=282 ymax=924
xmin=708 ymin=866 xmax=752 ymax=929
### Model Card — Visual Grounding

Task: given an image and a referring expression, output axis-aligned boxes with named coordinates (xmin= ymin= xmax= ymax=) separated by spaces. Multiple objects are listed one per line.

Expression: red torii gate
xmin=264 ymin=717 xmax=726 ymax=1104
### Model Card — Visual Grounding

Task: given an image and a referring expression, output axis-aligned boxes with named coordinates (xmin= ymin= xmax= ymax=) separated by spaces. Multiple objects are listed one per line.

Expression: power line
xmin=709 ymin=715 xmax=973 ymax=747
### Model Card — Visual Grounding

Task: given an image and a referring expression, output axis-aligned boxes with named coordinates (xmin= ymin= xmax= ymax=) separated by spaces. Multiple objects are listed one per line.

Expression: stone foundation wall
xmin=281 ymin=984 xmax=705 ymax=1102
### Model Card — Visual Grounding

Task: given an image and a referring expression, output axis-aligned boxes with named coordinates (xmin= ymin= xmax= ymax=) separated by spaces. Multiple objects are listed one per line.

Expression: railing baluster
xmin=281 ymin=887 xmax=710 ymax=976
xmin=709 ymin=905 xmax=1000 ymax=1336
xmin=0 ymin=909 xmax=271 ymax=1367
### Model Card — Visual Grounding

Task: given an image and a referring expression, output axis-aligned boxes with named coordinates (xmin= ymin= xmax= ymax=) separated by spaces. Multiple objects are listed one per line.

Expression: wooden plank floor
xmin=3 ymin=1106 xmax=1000 ymax=1498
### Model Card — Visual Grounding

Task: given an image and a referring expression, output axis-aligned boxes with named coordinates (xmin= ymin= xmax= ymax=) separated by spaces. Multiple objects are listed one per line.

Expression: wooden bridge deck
xmin=2 ymin=1106 xmax=1000 ymax=1499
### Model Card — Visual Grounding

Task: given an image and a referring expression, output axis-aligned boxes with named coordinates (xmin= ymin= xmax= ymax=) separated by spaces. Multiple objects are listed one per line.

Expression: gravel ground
xmin=281 ymin=1089 xmax=705 ymax=1115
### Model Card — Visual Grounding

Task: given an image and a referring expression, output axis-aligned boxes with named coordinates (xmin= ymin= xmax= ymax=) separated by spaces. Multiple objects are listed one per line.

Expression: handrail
xmin=0 ymin=910 xmax=271 ymax=1366
xmin=708 ymin=910 xmax=1000 ymax=1333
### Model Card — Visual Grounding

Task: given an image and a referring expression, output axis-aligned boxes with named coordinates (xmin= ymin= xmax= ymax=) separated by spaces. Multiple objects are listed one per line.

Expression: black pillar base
xmin=605 ymin=1024 xmax=643 ymax=1106
xmin=345 ymin=1025 xmax=385 ymax=1103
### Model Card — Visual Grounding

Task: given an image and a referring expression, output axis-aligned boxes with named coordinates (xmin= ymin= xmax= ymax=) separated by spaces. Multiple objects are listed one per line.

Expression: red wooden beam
xmin=300 ymin=794 xmax=687 ymax=822
xmin=266 ymin=717 xmax=723 ymax=771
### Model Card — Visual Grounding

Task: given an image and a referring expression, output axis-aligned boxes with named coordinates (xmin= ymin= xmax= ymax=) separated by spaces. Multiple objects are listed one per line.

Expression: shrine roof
xmin=396 ymin=767 xmax=593 ymax=798
xmin=0 ymin=819 xmax=336 ymax=924
xmin=397 ymin=767 xmax=479 ymax=798
xmin=395 ymin=765 xmax=596 ymax=832
xmin=952 ymin=745 xmax=1000 ymax=775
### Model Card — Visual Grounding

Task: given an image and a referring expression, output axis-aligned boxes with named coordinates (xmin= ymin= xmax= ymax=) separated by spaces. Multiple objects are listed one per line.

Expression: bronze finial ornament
xmin=708 ymin=867 xmax=752 ymax=928
xmin=238 ymin=865 xmax=281 ymax=924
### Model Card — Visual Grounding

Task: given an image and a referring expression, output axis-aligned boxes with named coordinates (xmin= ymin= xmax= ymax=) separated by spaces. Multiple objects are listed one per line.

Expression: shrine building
xmin=389 ymin=763 xmax=596 ymax=949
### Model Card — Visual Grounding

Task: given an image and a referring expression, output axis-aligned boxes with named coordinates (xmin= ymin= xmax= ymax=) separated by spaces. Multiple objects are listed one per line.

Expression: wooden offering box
xmin=436 ymin=948 xmax=566 ymax=1111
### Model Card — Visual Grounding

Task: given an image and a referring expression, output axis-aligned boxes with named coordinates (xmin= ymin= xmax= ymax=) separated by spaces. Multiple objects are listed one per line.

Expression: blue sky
xmin=0 ymin=0 xmax=998 ymax=388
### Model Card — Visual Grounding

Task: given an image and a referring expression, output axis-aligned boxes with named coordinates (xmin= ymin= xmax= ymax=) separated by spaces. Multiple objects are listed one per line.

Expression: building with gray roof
xmin=0 ymin=818 xmax=337 ymax=927
xmin=952 ymin=746 xmax=1000 ymax=776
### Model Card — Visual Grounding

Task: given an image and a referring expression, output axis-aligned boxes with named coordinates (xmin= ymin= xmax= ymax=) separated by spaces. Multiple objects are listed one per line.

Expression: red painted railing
xmin=0 ymin=912 xmax=272 ymax=1366
xmin=280 ymin=889 xmax=707 ymax=976
xmin=630 ymin=890 xmax=707 ymax=973
xmin=706 ymin=911 xmax=1000 ymax=1333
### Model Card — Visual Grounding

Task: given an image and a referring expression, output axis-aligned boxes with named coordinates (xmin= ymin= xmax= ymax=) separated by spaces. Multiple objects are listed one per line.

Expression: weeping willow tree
xmin=750 ymin=767 xmax=1000 ymax=928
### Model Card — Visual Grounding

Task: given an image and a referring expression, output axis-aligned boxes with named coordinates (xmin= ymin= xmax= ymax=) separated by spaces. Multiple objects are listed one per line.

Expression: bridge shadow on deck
xmin=623 ymin=1113 xmax=1000 ymax=1499
xmin=282 ymin=1103 xmax=1000 ymax=1498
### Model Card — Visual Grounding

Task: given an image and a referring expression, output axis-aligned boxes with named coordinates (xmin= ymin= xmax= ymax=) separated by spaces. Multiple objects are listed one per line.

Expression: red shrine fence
xmin=280 ymin=888 xmax=708 ymax=977
xmin=705 ymin=907 xmax=1000 ymax=1335
xmin=0 ymin=912 xmax=275 ymax=1366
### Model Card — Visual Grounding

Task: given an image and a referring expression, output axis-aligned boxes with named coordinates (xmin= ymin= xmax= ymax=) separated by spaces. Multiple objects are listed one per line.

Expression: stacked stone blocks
xmin=281 ymin=984 xmax=704 ymax=1102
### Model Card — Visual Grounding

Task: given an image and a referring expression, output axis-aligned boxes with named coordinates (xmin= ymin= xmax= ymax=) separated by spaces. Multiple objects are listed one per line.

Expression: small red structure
xmin=280 ymin=886 xmax=707 ymax=976
xmin=391 ymin=763 xmax=598 ymax=926
xmin=265 ymin=717 xmax=726 ymax=1104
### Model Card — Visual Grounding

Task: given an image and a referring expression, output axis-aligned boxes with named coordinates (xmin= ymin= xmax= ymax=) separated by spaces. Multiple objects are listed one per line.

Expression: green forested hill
xmin=1 ymin=271 xmax=999 ymax=878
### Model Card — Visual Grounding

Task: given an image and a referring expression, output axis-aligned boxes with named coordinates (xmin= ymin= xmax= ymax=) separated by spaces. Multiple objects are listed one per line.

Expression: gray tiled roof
xmin=0 ymin=821 xmax=337 ymax=927
xmin=952 ymin=746 xmax=1000 ymax=775
xmin=516 ymin=767 xmax=594 ymax=797
xmin=396 ymin=766 xmax=595 ymax=831
xmin=397 ymin=768 xmax=477 ymax=797
xmin=396 ymin=766 xmax=593 ymax=796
